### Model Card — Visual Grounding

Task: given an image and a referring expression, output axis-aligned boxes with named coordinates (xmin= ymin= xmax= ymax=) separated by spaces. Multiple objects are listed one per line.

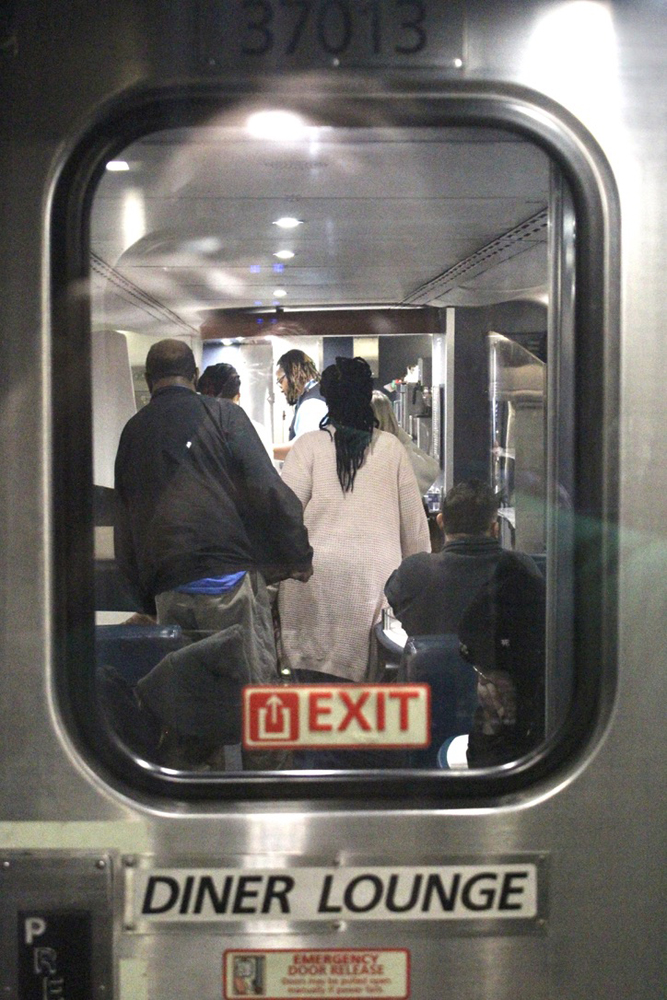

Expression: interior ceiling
xmin=90 ymin=124 xmax=550 ymax=336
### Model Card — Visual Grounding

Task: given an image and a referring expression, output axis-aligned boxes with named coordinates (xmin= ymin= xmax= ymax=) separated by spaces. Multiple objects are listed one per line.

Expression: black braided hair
xmin=198 ymin=363 xmax=241 ymax=399
xmin=320 ymin=356 xmax=378 ymax=492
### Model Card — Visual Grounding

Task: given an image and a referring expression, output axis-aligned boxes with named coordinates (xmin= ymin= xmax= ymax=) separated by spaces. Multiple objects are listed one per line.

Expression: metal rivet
xmin=96 ymin=859 xmax=107 ymax=870
xmin=124 ymin=856 xmax=137 ymax=868
xmin=1 ymin=861 xmax=10 ymax=870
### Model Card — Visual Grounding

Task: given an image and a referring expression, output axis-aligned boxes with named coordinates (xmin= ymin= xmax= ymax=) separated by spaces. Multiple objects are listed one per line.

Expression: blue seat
xmin=401 ymin=634 xmax=478 ymax=768
xmin=95 ymin=624 xmax=184 ymax=685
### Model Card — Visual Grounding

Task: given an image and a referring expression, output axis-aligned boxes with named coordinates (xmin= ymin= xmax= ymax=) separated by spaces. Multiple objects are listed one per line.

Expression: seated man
xmin=385 ymin=479 xmax=542 ymax=636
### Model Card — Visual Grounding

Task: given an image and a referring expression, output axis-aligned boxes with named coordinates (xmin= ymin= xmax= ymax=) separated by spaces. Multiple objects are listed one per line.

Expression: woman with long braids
xmin=278 ymin=356 xmax=430 ymax=696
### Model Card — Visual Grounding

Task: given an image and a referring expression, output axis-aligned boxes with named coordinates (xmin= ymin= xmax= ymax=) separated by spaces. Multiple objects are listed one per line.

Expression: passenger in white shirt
xmin=274 ymin=348 xmax=327 ymax=461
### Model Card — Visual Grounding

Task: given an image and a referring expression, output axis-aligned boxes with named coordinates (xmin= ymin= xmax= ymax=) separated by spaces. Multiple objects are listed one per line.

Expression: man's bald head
xmin=144 ymin=339 xmax=197 ymax=392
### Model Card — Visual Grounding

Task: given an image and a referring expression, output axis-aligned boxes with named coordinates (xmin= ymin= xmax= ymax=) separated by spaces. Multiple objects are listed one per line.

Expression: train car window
xmin=66 ymin=102 xmax=590 ymax=796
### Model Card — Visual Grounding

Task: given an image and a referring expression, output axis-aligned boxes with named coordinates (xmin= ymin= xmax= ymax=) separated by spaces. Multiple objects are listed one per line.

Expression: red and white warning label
xmin=243 ymin=684 xmax=430 ymax=749
xmin=223 ymin=948 xmax=409 ymax=999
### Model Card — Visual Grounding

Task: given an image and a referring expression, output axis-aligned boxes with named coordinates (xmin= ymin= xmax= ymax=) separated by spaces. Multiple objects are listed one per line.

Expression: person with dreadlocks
xmin=278 ymin=356 xmax=430 ymax=698
xmin=274 ymin=348 xmax=328 ymax=460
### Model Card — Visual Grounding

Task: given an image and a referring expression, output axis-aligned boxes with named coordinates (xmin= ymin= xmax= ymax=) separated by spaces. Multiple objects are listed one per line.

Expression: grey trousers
xmin=155 ymin=572 xmax=288 ymax=770
xmin=156 ymin=571 xmax=278 ymax=685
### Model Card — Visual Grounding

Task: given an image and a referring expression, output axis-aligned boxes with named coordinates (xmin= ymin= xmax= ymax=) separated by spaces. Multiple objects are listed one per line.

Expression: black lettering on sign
xmin=498 ymin=871 xmax=529 ymax=910
xmin=421 ymin=872 xmax=461 ymax=912
xmin=261 ymin=874 xmax=295 ymax=913
xmin=385 ymin=872 xmax=422 ymax=912
xmin=193 ymin=875 xmax=234 ymax=914
xmin=179 ymin=875 xmax=196 ymax=914
xmin=232 ymin=875 xmax=264 ymax=914
xmin=460 ymin=872 xmax=498 ymax=912
xmin=317 ymin=0 xmax=353 ymax=55
xmin=241 ymin=0 xmax=274 ymax=54
xmin=394 ymin=0 xmax=426 ymax=54
xmin=281 ymin=0 xmax=312 ymax=55
xmin=211 ymin=0 xmax=434 ymax=60
xmin=343 ymin=874 xmax=384 ymax=913
xmin=317 ymin=873 xmax=343 ymax=913
xmin=142 ymin=875 xmax=180 ymax=914
xmin=360 ymin=1 xmax=381 ymax=55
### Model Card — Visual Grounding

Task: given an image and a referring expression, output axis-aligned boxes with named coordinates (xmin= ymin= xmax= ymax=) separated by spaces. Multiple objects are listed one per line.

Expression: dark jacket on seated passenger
xmin=384 ymin=535 xmax=541 ymax=637
xmin=458 ymin=553 xmax=546 ymax=766
xmin=114 ymin=385 xmax=312 ymax=611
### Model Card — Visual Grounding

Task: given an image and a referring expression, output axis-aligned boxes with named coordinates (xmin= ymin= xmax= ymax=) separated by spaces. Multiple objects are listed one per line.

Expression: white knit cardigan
xmin=278 ymin=428 xmax=431 ymax=681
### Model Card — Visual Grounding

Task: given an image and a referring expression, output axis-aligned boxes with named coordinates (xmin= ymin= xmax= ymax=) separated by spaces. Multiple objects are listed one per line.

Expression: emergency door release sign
xmin=243 ymin=684 xmax=430 ymax=749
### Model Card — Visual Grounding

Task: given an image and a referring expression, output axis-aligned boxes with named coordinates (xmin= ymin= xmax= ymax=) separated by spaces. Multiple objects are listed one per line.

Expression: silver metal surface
xmin=0 ymin=1 xmax=665 ymax=999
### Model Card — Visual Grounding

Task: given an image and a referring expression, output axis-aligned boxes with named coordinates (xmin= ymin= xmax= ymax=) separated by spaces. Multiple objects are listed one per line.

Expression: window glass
xmin=90 ymin=115 xmax=573 ymax=776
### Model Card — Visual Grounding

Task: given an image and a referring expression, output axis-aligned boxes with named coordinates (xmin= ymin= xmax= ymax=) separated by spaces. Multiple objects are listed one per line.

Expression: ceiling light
xmin=273 ymin=288 xmax=287 ymax=298
xmin=246 ymin=110 xmax=307 ymax=141
xmin=273 ymin=217 xmax=303 ymax=229
xmin=274 ymin=250 xmax=295 ymax=259
xmin=106 ymin=160 xmax=130 ymax=171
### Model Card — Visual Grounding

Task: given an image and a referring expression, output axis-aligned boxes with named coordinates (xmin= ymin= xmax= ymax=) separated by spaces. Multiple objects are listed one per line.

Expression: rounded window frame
xmin=51 ymin=79 xmax=620 ymax=804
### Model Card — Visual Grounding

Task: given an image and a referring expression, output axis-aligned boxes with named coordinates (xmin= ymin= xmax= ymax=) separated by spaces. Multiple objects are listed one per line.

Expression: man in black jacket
xmin=114 ymin=340 xmax=313 ymax=742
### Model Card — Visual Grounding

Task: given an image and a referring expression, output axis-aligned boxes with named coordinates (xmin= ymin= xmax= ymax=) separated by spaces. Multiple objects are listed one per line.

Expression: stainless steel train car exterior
xmin=0 ymin=2 xmax=664 ymax=998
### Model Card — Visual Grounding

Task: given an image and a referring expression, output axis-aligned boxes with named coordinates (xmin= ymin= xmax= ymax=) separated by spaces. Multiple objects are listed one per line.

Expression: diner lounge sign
xmin=130 ymin=863 xmax=539 ymax=923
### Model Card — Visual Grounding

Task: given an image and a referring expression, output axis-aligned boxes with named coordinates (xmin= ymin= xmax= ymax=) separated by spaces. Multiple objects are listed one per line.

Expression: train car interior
xmin=87 ymin=109 xmax=572 ymax=778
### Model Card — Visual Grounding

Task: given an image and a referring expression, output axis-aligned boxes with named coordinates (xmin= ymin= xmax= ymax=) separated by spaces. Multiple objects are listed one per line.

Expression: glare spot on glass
xmin=207 ymin=270 xmax=245 ymax=295
xmin=182 ymin=237 xmax=221 ymax=255
xmin=106 ymin=160 xmax=130 ymax=171
xmin=246 ymin=110 xmax=308 ymax=141
xmin=522 ymin=1 xmax=638 ymax=232
xmin=121 ymin=189 xmax=146 ymax=251
xmin=522 ymin=2 xmax=618 ymax=118
xmin=273 ymin=217 xmax=303 ymax=229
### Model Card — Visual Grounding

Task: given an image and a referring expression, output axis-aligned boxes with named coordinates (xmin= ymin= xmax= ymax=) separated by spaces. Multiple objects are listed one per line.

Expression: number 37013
xmin=238 ymin=0 xmax=428 ymax=58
